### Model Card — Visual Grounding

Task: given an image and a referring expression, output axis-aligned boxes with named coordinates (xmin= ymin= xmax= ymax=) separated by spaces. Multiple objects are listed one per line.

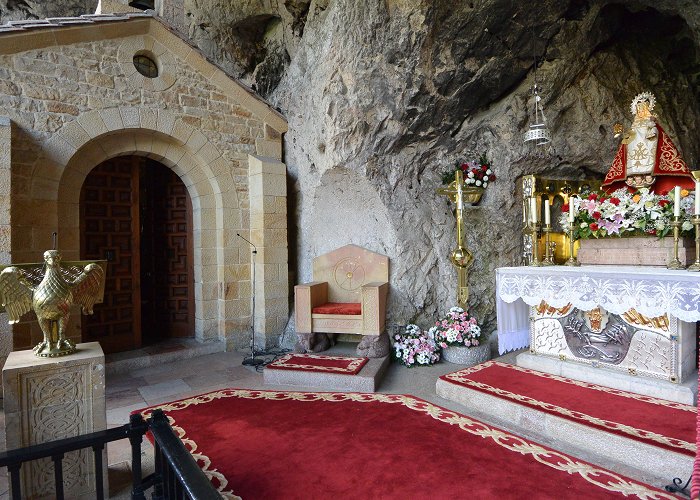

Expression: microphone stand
xmin=237 ymin=233 xmax=264 ymax=367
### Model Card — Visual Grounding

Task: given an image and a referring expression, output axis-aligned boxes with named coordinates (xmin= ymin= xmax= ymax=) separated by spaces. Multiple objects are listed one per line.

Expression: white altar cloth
xmin=496 ymin=265 xmax=700 ymax=354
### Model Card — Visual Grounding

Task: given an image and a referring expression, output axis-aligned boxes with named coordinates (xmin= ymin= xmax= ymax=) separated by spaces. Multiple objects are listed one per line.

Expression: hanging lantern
xmin=523 ymin=83 xmax=551 ymax=146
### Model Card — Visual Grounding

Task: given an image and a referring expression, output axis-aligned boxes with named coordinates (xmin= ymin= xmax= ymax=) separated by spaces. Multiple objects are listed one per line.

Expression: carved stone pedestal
xmin=2 ymin=342 xmax=107 ymax=499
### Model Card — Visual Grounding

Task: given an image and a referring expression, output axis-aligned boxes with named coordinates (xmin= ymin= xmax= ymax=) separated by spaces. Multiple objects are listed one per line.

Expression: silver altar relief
xmin=530 ymin=302 xmax=685 ymax=383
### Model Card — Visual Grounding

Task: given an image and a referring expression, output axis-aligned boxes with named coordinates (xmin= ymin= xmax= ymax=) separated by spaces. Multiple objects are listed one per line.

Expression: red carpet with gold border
xmin=265 ymin=353 xmax=368 ymax=375
xmin=138 ymin=388 xmax=674 ymax=499
xmin=441 ymin=361 xmax=696 ymax=457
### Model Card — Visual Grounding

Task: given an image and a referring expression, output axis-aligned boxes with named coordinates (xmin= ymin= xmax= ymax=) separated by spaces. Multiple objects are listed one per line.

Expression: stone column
xmin=3 ymin=342 xmax=107 ymax=498
xmin=0 ymin=117 xmax=11 ymax=365
xmin=248 ymin=154 xmax=289 ymax=349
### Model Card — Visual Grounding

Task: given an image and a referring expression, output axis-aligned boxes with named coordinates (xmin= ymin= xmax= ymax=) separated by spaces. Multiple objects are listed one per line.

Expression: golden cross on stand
xmin=436 ymin=170 xmax=482 ymax=308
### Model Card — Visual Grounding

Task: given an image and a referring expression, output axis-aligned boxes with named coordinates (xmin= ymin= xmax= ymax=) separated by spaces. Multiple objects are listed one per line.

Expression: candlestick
xmin=527 ymin=221 xmax=541 ymax=266
xmin=695 ymin=181 xmax=700 ymax=216
xmin=673 ymin=186 xmax=681 ymax=217
xmin=542 ymin=224 xmax=553 ymax=265
xmin=667 ymin=216 xmax=684 ymax=269
xmin=564 ymin=225 xmax=580 ymax=266
xmin=568 ymin=197 xmax=575 ymax=223
xmin=544 ymin=199 xmax=551 ymax=225
xmin=688 ymin=215 xmax=700 ymax=272
xmin=529 ymin=197 xmax=537 ymax=224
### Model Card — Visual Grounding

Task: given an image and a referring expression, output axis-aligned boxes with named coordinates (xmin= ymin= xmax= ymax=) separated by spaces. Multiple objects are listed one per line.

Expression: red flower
xmin=592 ymin=211 xmax=602 ymax=220
xmin=461 ymin=164 xmax=468 ymax=171
xmin=588 ymin=193 xmax=598 ymax=201
xmin=649 ymin=229 xmax=657 ymax=235
xmin=562 ymin=203 xmax=569 ymax=212
xmin=589 ymin=223 xmax=599 ymax=231
xmin=489 ymin=174 xmax=496 ymax=181
xmin=599 ymin=197 xmax=606 ymax=204
xmin=610 ymin=197 xmax=620 ymax=206
xmin=658 ymin=199 xmax=670 ymax=207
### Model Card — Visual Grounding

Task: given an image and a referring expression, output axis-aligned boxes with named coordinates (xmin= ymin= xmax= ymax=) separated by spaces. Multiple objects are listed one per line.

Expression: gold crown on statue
xmin=630 ymin=91 xmax=656 ymax=115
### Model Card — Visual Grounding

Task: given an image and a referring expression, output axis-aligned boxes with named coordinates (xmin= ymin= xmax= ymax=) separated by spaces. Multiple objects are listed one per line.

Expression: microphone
xmin=237 ymin=233 xmax=257 ymax=254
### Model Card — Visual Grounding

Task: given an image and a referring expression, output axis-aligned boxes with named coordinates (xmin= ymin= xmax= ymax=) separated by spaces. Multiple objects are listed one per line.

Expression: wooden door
xmin=140 ymin=162 xmax=194 ymax=339
xmin=80 ymin=157 xmax=141 ymax=353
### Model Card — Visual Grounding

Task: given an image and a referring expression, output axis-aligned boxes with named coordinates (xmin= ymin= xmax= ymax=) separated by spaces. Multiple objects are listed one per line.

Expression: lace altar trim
xmin=497 ymin=266 xmax=700 ymax=323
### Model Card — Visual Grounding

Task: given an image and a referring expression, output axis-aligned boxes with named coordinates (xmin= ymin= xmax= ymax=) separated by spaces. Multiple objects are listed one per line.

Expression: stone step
xmin=436 ymin=361 xmax=694 ymax=487
xmin=105 ymin=338 xmax=226 ymax=375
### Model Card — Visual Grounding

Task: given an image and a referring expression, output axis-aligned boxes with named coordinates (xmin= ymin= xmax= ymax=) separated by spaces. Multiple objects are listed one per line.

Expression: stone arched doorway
xmin=79 ymin=155 xmax=194 ymax=353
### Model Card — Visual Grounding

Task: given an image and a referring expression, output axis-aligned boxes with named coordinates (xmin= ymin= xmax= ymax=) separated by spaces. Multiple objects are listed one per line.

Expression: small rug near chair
xmin=266 ymin=353 xmax=368 ymax=375
xmin=440 ymin=361 xmax=696 ymax=456
xmin=137 ymin=388 xmax=674 ymax=499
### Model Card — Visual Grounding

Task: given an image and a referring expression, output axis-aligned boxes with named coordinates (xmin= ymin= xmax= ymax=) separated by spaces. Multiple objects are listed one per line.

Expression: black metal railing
xmin=0 ymin=408 xmax=220 ymax=499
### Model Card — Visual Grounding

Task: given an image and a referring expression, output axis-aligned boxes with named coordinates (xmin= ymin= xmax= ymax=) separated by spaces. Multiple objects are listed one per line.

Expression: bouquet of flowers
xmin=442 ymin=153 xmax=495 ymax=189
xmin=560 ymin=188 xmax=696 ymax=239
xmin=429 ymin=306 xmax=483 ymax=349
xmin=393 ymin=324 xmax=441 ymax=367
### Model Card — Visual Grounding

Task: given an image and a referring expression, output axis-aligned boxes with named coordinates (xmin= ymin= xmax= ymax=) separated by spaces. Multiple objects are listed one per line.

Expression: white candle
xmin=568 ymin=197 xmax=576 ymax=223
xmin=695 ymin=181 xmax=700 ymax=215
xmin=529 ymin=197 xmax=537 ymax=224
xmin=544 ymin=199 xmax=551 ymax=225
xmin=673 ymin=186 xmax=681 ymax=217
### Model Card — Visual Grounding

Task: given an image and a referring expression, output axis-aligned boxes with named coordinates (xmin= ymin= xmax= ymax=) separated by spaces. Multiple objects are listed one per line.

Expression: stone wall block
xmin=60 ymin=121 xmax=92 ymax=150
xmin=99 ymin=108 xmax=124 ymax=132
xmin=119 ymin=107 xmax=140 ymax=128
xmin=156 ymin=109 xmax=176 ymax=135
xmin=77 ymin=111 xmax=109 ymax=139
xmin=254 ymin=138 xmax=282 ymax=160
xmin=171 ymin=119 xmax=194 ymax=144
xmin=44 ymin=136 xmax=77 ymax=167
xmin=139 ymin=108 xmax=158 ymax=131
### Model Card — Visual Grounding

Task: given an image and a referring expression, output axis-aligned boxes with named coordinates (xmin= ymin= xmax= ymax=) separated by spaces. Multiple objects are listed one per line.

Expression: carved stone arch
xmin=21 ymin=107 xmax=245 ymax=342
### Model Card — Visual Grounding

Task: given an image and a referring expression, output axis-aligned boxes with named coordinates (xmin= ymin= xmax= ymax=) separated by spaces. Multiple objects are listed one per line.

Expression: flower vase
xmin=441 ymin=343 xmax=489 ymax=365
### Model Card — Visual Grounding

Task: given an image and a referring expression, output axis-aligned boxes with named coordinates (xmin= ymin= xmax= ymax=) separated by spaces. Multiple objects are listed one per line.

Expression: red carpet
xmin=441 ymin=361 xmax=696 ymax=456
xmin=266 ymin=353 xmax=368 ymax=375
xmin=138 ymin=389 xmax=674 ymax=499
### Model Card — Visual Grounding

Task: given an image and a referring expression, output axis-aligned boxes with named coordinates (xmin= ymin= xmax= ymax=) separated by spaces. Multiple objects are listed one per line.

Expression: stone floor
xmin=0 ymin=342 xmax=684 ymax=498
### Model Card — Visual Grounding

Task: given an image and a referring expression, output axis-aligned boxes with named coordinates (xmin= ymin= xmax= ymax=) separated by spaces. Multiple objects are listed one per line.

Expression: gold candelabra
xmin=526 ymin=221 xmax=541 ymax=266
xmin=667 ymin=216 xmax=684 ymax=270
xmin=564 ymin=226 xmax=580 ymax=266
xmin=542 ymin=224 xmax=554 ymax=265
xmin=688 ymin=215 xmax=700 ymax=272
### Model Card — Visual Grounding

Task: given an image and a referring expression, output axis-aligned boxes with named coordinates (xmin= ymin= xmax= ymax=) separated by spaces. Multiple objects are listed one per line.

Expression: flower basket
xmin=462 ymin=186 xmax=484 ymax=204
xmin=442 ymin=343 xmax=490 ymax=365
xmin=392 ymin=324 xmax=440 ymax=368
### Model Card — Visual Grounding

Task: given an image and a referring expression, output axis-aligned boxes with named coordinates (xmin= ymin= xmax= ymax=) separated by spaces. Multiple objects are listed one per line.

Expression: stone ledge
xmin=264 ymin=354 xmax=390 ymax=393
xmin=436 ymin=377 xmax=692 ymax=487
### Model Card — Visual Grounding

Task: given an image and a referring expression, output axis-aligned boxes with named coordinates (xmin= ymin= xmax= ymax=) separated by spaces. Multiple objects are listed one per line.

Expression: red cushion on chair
xmin=312 ymin=302 xmax=362 ymax=315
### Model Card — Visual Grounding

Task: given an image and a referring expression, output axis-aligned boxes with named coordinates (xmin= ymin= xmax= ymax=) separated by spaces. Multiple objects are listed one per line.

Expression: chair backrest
xmin=312 ymin=245 xmax=389 ymax=303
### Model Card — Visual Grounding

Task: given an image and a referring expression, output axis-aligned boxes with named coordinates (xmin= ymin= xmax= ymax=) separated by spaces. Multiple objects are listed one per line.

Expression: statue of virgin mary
xmin=602 ymin=92 xmax=694 ymax=193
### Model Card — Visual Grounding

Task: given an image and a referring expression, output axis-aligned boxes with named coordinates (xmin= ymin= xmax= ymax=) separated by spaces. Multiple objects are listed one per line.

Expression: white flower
xmin=467 ymin=171 xmax=474 ymax=178
xmin=655 ymin=220 xmax=666 ymax=231
xmin=475 ymin=180 xmax=482 ymax=186
xmin=682 ymin=220 xmax=693 ymax=231
xmin=483 ymin=175 xmax=489 ymax=181
xmin=486 ymin=169 xmax=492 ymax=175
xmin=580 ymin=222 xmax=588 ymax=228
xmin=482 ymin=182 xmax=488 ymax=188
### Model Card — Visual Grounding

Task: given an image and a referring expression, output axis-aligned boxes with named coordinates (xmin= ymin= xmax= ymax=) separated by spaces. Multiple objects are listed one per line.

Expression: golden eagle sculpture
xmin=0 ymin=249 xmax=106 ymax=357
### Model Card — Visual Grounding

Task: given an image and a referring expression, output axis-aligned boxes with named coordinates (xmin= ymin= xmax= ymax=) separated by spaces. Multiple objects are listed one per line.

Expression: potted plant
xmin=429 ymin=307 xmax=489 ymax=365
xmin=392 ymin=324 xmax=441 ymax=368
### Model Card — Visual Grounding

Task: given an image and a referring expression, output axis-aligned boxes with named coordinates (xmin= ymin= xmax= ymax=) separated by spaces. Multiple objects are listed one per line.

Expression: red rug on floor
xmin=441 ymin=361 xmax=696 ymax=457
xmin=137 ymin=389 xmax=674 ymax=499
xmin=266 ymin=353 xmax=368 ymax=375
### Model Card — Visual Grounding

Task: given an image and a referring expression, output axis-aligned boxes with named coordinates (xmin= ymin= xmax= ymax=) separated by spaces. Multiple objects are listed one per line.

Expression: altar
xmin=496 ymin=265 xmax=700 ymax=404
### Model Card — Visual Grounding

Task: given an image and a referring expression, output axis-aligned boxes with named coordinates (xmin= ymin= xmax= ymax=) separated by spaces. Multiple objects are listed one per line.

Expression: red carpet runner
xmin=441 ymin=361 xmax=696 ymax=456
xmin=138 ymin=389 xmax=674 ymax=499
xmin=266 ymin=353 xmax=368 ymax=375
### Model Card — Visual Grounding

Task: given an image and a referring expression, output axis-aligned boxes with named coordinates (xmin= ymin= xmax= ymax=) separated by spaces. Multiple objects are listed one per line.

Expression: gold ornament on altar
xmin=0 ymin=236 xmax=106 ymax=357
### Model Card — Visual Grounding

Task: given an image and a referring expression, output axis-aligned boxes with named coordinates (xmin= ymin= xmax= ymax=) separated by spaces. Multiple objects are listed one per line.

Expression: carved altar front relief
xmin=530 ymin=302 xmax=694 ymax=383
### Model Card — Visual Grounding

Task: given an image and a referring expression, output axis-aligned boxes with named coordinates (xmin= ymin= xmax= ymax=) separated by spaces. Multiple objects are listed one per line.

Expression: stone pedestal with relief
xmin=2 ymin=342 xmax=107 ymax=499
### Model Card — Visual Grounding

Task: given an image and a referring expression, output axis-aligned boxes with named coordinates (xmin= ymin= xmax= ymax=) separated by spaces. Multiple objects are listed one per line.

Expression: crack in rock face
xmin=5 ymin=0 xmax=700 ymax=346
xmin=0 ymin=0 xmax=98 ymax=22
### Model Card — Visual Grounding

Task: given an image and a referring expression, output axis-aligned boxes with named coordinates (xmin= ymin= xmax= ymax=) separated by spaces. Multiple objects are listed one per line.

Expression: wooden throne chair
xmin=294 ymin=245 xmax=389 ymax=358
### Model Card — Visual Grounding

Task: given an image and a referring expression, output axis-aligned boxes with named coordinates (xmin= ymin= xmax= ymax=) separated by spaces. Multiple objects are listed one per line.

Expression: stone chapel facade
xmin=0 ymin=12 xmax=289 ymax=360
